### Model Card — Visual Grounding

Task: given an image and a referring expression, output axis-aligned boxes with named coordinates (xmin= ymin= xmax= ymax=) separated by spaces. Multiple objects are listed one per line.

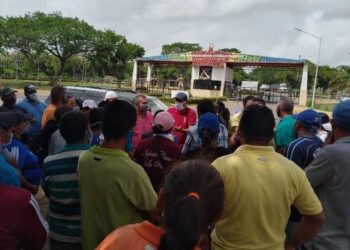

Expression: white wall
xmin=192 ymin=67 xmax=200 ymax=79
xmin=191 ymin=66 xmax=226 ymax=81
xmin=211 ymin=67 xmax=225 ymax=81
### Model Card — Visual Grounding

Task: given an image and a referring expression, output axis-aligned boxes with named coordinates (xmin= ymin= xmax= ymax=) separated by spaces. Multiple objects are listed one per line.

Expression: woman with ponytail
xmin=96 ymin=160 xmax=225 ymax=250
xmin=183 ymin=112 xmax=230 ymax=162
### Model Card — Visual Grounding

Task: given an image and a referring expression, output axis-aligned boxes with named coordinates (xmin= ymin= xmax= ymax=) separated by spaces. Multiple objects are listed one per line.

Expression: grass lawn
xmin=0 ymin=78 xmax=125 ymax=90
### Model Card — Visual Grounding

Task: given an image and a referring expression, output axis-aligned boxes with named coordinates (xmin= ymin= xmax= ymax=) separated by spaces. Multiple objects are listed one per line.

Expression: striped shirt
xmin=285 ymin=136 xmax=323 ymax=222
xmin=285 ymin=137 xmax=323 ymax=169
xmin=42 ymin=144 xmax=90 ymax=243
xmin=182 ymin=123 xmax=229 ymax=155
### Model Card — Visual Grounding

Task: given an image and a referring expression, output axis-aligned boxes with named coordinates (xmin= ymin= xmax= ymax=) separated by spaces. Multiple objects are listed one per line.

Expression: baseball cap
xmin=82 ymin=99 xmax=97 ymax=109
xmin=1 ymin=87 xmax=17 ymax=97
xmin=174 ymin=92 xmax=188 ymax=102
xmin=296 ymin=109 xmax=321 ymax=133
xmin=318 ymin=112 xmax=332 ymax=132
xmin=0 ymin=112 xmax=19 ymax=128
xmin=198 ymin=112 xmax=220 ymax=135
xmin=104 ymin=91 xmax=118 ymax=101
xmin=153 ymin=111 xmax=175 ymax=132
xmin=333 ymin=100 xmax=350 ymax=130
xmin=24 ymin=84 xmax=37 ymax=95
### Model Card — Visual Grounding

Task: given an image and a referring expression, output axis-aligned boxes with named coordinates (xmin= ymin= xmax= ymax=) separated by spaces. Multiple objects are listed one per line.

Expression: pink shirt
xmin=132 ymin=111 xmax=153 ymax=149
xmin=167 ymin=107 xmax=197 ymax=147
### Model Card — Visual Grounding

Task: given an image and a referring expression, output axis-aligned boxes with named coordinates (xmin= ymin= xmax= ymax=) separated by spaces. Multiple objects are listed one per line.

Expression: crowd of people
xmin=0 ymin=84 xmax=350 ymax=250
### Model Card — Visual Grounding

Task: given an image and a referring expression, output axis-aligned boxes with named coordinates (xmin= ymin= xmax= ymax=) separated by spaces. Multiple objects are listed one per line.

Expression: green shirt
xmin=275 ymin=115 xmax=296 ymax=150
xmin=78 ymin=146 xmax=157 ymax=250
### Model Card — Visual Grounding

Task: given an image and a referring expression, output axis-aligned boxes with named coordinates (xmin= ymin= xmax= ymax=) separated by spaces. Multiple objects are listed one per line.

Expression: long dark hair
xmin=158 ymin=160 xmax=224 ymax=250
xmin=200 ymin=128 xmax=217 ymax=148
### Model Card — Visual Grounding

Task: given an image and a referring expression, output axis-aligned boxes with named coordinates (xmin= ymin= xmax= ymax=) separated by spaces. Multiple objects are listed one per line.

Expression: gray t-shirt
xmin=305 ymin=136 xmax=350 ymax=250
xmin=48 ymin=129 xmax=66 ymax=155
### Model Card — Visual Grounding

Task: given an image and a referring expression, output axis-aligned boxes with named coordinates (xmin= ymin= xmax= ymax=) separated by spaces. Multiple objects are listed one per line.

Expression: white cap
xmin=104 ymin=91 xmax=118 ymax=101
xmin=82 ymin=99 xmax=97 ymax=109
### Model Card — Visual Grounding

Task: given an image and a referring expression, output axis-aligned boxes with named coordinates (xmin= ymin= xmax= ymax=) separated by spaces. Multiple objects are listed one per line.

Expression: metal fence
xmin=227 ymin=87 xmax=293 ymax=103
xmin=135 ymin=78 xmax=190 ymax=95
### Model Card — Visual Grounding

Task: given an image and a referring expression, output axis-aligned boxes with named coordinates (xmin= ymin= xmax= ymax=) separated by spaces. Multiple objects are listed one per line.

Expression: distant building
xmin=241 ymin=81 xmax=259 ymax=91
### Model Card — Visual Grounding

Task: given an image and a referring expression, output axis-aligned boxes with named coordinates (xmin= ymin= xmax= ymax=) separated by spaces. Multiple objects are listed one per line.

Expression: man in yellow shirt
xmin=228 ymin=95 xmax=255 ymax=135
xmin=212 ymin=105 xmax=325 ymax=250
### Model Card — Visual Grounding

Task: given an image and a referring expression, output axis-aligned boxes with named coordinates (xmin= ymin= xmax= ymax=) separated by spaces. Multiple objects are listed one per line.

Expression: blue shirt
xmin=17 ymin=98 xmax=47 ymax=137
xmin=7 ymin=138 xmax=41 ymax=185
xmin=90 ymin=133 xmax=100 ymax=146
xmin=286 ymin=136 xmax=324 ymax=169
xmin=0 ymin=153 xmax=20 ymax=187
xmin=286 ymin=136 xmax=324 ymax=222
xmin=125 ymin=131 xmax=133 ymax=152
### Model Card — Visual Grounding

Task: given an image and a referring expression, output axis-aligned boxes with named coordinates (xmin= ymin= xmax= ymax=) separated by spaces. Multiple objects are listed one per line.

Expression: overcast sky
xmin=1 ymin=0 xmax=349 ymax=67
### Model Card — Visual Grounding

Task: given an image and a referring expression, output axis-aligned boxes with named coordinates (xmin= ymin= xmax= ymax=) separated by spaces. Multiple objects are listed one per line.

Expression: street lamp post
xmin=295 ymin=28 xmax=322 ymax=108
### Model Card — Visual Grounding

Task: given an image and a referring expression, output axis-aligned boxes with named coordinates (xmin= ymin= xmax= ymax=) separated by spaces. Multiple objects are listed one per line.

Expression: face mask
xmin=28 ymin=93 xmax=39 ymax=102
xmin=2 ymin=132 xmax=13 ymax=147
xmin=140 ymin=104 xmax=149 ymax=113
xmin=175 ymin=102 xmax=185 ymax=111
xmin=5 ymin=97 xmax=16 ymax=107
xmin=73 ymin=106 xmax=80 ymax=111
xmin=22 ymin=125 xmax=30 ymax=134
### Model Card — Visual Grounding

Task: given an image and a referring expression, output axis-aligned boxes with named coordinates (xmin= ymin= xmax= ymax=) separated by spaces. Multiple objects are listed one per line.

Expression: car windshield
xmin=149 ymin=98 xmax=168 ymax=113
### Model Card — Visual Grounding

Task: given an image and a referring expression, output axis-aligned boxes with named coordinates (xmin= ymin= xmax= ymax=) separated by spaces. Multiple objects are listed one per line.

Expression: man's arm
xmin=285 ymin=212 xmax=325 ymax=250
xmin=20 ymin=175 xmax=39 ymax=195
xmin=16 ymin=195 xmax=48 ymax=250
xmin=290 ymin=168 xmax=324 ymax=249
xmin=305 ymin=150 xmax=334 ymax=188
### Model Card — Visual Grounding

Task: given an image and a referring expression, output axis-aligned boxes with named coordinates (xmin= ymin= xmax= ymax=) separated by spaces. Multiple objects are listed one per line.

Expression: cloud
xmin=1 ymin=0 xmax=349 ymax=66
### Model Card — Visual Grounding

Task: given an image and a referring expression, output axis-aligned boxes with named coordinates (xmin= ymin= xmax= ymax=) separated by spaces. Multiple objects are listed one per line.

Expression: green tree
xmin=219 ymin=48 xmax=241 ymax=53
xmin=317 ymin=66 xmax=338 ymax=93
xmin=2 ymin=12 xmax=145 ymax=82
xmin=161 ymin=42 xmax=202 ymax=54
xmin=0 ymin=17 xmax=5 ymax=54
xmin=156 ymin=42 xmax=202 ymax=82
xmin=249 ymin=68 xmax=301 ymax=90
xmin=88 ymin=29 xmax=144 ymax=79
xmin=3 ymin=12 xmax=97 ymax=82
xmin=329 ymin=67 xmax=350 ymax=92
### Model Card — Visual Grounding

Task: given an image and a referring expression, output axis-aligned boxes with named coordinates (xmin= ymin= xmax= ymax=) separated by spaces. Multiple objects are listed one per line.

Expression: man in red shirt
xmin=0 ymin=184 xmax=48 ymax=250
xmin=167 ymin=92 xmax=197 ymax=148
